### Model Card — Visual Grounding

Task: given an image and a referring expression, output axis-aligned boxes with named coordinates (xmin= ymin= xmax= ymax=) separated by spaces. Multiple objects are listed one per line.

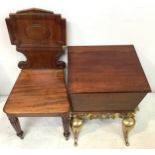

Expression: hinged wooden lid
xmin=68 ymin=45 xmax=151 ymax=93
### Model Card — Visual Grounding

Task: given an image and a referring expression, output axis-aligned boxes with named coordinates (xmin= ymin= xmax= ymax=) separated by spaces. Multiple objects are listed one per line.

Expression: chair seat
xmin=3 ymin=69 xmax=70 ymax=116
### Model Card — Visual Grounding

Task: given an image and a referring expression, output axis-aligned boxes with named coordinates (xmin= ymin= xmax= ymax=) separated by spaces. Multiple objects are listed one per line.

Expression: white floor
xmin=0 ymin=94 xmax=155 ymax=149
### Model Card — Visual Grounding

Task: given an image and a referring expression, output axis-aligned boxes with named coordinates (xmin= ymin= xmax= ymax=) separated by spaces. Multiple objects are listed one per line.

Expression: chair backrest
xmin=6 ymin=8 xmax=66 ymax=69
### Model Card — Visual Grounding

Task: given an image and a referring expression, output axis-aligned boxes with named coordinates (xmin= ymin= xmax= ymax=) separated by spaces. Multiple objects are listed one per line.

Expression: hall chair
xmin=3 ymin=8 xmax=70 ymax=140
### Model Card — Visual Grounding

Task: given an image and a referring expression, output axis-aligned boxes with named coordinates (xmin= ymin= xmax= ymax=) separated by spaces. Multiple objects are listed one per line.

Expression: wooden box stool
xmin=3 ymin=8 xmax=70 ymax=140
xmin=68 ymin=45 xmax=151 ymax=146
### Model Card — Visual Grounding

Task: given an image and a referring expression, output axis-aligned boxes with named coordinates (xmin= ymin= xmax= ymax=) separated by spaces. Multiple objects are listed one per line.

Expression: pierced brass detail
xmin=71 ymin=111 xmax=136 ymax=146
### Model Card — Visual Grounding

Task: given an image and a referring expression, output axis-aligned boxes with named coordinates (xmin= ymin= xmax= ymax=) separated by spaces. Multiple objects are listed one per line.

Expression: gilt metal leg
xmin=61 ymin=113 xmax=70 ymax=140
xmin=71 ymin=114 xmax=83 ymax=146
xmin=8 ymin=116 xmax=24 ymax=139
xmin=122 ymin=113 xmax=135 ymax=146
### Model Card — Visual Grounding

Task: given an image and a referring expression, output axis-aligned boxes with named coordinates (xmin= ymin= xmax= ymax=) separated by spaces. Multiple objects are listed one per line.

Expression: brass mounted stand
xmin=71 ymin=111 xmax=137 ymax=146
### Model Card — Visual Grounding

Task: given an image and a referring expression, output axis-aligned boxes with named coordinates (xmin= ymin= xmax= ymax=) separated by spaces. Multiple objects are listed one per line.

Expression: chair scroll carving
xmin=6 ymin=8 xmax=66 ymax=69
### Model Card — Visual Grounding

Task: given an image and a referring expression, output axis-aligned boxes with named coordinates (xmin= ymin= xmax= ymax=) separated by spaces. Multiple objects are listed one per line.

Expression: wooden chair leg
xmin=61 ymin=114 xmax=70 ymax=140
xmin=8 ymin=116 xmax=24 ymax=139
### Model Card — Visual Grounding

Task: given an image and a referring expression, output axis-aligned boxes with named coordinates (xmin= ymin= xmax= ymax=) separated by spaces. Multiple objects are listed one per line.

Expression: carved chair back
xmin=6 ymin=8 xmax=66 ymax=69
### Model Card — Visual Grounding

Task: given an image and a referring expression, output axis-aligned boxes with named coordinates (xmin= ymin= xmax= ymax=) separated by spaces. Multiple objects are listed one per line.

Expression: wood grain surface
xmin=68 ymin=45 xmax=151 ymax=94
xmin=4 ymin=69 xmax=70 ymax=116
xmin=6 ymin=8 xmax=66 ymax=69
xmin=70 ymin=93 xmax=146 ymax=112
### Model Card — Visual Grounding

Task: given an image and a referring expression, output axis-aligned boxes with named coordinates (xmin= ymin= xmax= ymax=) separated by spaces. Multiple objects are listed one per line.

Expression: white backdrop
xmin=0 ymin=0 xmax=155 ymax=95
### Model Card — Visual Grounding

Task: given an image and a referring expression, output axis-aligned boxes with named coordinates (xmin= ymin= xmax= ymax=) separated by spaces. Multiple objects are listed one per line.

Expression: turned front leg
xmin=8 ymin=116 xmax=24 ymax=139
xmin=122 ymin=114 xmax=135 ymax=146
xmin=61 ymin=113 xmax=70 ymax=140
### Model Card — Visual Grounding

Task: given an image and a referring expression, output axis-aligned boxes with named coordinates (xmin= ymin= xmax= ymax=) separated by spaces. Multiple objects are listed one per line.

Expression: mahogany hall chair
xmin=3 ymin=8 xmax=70 ymax=140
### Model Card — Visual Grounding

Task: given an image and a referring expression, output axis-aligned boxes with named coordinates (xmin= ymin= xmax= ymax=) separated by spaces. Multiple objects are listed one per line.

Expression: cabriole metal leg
xmin=71 ymin=114 xmax=83 ymax=146
xmin=122 ymin=114 xmax=135 ymax=146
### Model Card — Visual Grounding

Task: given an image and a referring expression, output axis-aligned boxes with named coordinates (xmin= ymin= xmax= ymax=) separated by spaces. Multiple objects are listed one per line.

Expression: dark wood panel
xmin=68 ymin=45 xmax=151 ymax=94
xmin=6 ymin=8 xmax=66 ymax=47
xmin=17 ymin=47 xmax=65 ymax=69
xmin=5 ymin=8 xmax=66 ymax=69
xmin=70 ymin=93 xmax=146 ymax=112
